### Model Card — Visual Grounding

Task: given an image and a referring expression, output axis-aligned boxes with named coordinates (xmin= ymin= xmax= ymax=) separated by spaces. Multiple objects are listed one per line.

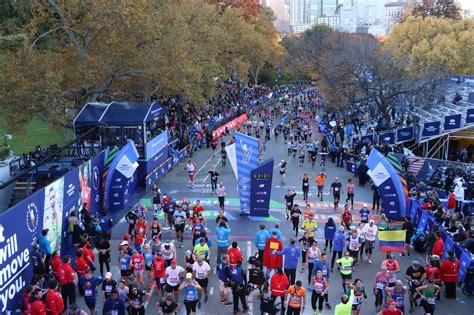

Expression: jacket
xmin=59 ymin=262 xmax=75 ymax=286
xmin=447 ymin=193 xmax=456 ymax=209
xmin=216 ymin=226 xmax=231 ymax=247
xmin=228 ymin=247 xmax=244 ymax=268
xmin=38 ymin=236 xmax=52 ymax=256
xmin=45 ymin=289 xmax=64 ymax=315
xmin=440 ymin=258 xmax=460 ymax=282
xmin=102 ymin=297 xmax=126 ymax=315
xmin=312 ymin=259 xmax=330 ymax=279
xmin=324 ymin=224 xmax=336 ymax=240
xmin=270 ymin=273 xmax=289 ymax=297
xmin=51 ymin=255 xmax=61 ymax=279
xmin=275 ymin=245 xmax=301 ymax=269
xmin=333 ymin=231 xmax=346 ymax=252
xmin=334 ymin=289 xmax=354 ymax=315
xmin=255 ymin=230 xmax=271 ymax=250
xmin=431 ymin=238 xmax=444 ymax=257
xmin=29 ymin=295 xmax=46 ymax=315
xmin=75 ymin=257 xmax=89 ymax=277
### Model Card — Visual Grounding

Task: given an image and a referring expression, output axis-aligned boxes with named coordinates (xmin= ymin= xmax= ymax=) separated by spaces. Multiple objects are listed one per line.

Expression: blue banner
xmin=104 ymin=141 xmax=139 ymax=212
xmin=146 ymin=146 xmax=169 ymax=174
xmin=443 ymin=235 xmax=455 ymax=259
xmin=421 ymin=121 xmax=441 ymax=138
xmin=250 ymin=158 xmax=274 ymax=217
xmin=418 ymin=211 xmax=429 ymax=231
xmin=366 ymin=149 xmax=407 ymax=220
xmin=397 ymin=127 xmax=414 ymax=143
xmin=459 ymin=250 xmax=473 ymax=282
xmin=465 ymin=76 xmax=474 ymax=87
xmin=444 ymin=114 xmax=462 ymax=130
xmin=466 ymin=108 xmax=474 ymax=124
xmin=360 ymin=134 xmax=374 ymax=144
xmin=235 ymin=132 xmax=259 ymax=215
xmin=146 ymin=130 xmax=168 ymax=161
xmin=378 ymin=131 xmax=395 ymax=144
xmin=89 ymin=152 xmax=105 ymax=215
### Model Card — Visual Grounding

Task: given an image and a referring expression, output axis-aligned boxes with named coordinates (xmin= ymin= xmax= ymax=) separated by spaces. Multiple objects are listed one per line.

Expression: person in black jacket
xmin=462 ymin=230 xmax=474 ymax=254
xmin=125 ymin=209 xmax=138 ymax=239
xmin=372 ymin=183 xmax=380 ymax=211
xmin=102 ymin=289 xmax=126 ymax=315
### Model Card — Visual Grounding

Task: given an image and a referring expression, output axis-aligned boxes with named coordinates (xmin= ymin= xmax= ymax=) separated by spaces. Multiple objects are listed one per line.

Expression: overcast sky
xmin=458 ymin=0 xmax=474 ymax=11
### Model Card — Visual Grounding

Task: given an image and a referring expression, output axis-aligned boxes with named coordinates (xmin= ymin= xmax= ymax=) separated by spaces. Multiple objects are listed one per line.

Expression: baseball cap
xmin=171 ymin=259 xmax=177 ymax=265
xmin=123 ymin=234 xmax=131 ymax=240
xmin=186 ymin=273 xmax=193 ymax=279
xmin=363 ymin=203 xmax=368 ymax=207
xmin=389 ymin=300 xmax=396 ymax=306
xmin=120 ymin=241 xmax=128 ymax=246
xmin=105 ymin=272 xmax=112 ymax=279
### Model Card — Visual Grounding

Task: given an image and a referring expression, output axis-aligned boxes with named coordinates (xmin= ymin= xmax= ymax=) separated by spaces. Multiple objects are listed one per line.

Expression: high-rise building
xmin=263 ymin=0 xmax=290 ymax=33
xmin=289 ymin=0 xmax=342 ymax=33
xmin=385 ymin=1 xmax=404 ymax=34
xmin=340 ymin=0 xmax=386 ymax=36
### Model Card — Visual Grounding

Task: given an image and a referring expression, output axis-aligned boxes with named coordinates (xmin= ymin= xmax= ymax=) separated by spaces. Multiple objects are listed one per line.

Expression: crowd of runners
xmin=23 ymin=87 xmax=467 ymax=315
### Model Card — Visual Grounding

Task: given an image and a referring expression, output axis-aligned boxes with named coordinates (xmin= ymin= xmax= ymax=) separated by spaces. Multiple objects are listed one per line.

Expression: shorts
xmin=175 ymin=224 xmax=185 ymax=233
xmin=155 ymin=277 xmax=164 ymax=287
xmin=134 ymin=269 xmax=144 ymax=277
xmin=349 ymin=249 xmax=358 ymax=259
xmin=318 ymin=185 xmax=324 ymax=191
xmin=341 ymin=273 xmax=352 ymax=281
xmin=333 ymin=193 xmax=340 ymax=201
xmin=84 ymin=297 xmax=96 ymax=309
xmin=302 ymin=251 xmax=307 ymax=263
xmin=196 ymin=277 xmax=209 ymax=288
xmin=352 ymin=303 xmax=362 ymax=310
xmin=188 ymin=172 xmax=196 ymax=181
xmin=145 ymin=264 xmax=152 ymax=271
xmin=153 ymin=196 xmax=161 ymax=205
xmin=166 ymin=283 xmax=179 ymax=292
xmin=366 ymin=240 xmax=375 ymax=250
xmin=280 ymin=171 xmax=285 ymax=175
xmin=405 ymin=238 xmax=412 ymax=245
xmin=219 ymin=280 xmax=229 ymax=293
xmin=120 ymin=269 xmax=131 ymax=277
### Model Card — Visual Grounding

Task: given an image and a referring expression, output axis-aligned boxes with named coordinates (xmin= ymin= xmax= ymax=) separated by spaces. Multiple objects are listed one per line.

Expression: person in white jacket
xmin=453 ymin=177 xmax=465 ymax=211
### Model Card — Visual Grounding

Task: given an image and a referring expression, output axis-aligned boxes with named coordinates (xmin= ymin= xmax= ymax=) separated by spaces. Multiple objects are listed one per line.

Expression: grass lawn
xmin=0 ymin=118 xmax=73 ymax=156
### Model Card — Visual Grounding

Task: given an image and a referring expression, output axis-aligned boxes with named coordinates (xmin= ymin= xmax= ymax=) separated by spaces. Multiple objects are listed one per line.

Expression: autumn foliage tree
xmin=411 ymin=0 xmax=462 ymax=20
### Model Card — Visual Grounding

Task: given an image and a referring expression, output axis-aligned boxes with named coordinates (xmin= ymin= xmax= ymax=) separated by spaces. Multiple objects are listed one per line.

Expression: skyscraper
xmin=263 ymin=0 xmax=290 ymax=32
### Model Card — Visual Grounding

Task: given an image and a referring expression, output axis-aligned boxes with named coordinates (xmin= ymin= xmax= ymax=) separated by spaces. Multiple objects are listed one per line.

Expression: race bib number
xmin=197 ymin=272 xmax=205 ymax=279
xmin=334 ymin=187 xmax=339 ymax=192
xmin=187 ymin=291 xmax=195 ymax=300
xmin=304 ymin=183 xmax=309 ymax=186
xmin=85 ymin=289 xmax=92 ymax=297
xmin=169 ymin=276 xmax=178 ymax=285
xmin=292 ymin=295 xmax=301 ymax=302
xmin=354 ymin=296 xmax=363 ymax=304
xmin=376 ymin=282 xmax=385 ymax=289
xmin=427 ymin=297 xmax=435 ymax=304
xmin=105 ymin=285 xmax=112 ymax=292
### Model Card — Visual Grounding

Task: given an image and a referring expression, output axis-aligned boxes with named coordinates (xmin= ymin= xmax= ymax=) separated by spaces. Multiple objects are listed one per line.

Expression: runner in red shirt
xmin=153 ymin=251 xmax=166 ymax=295
xmin=131 ymin=249 xmax=145 ymax=288
xmin=134 ymin=217 xmax=148 ymax=237
xmin=341 ymin=205 xmax=352 ymax=230
xmin=192 ymin=200 xmax=204 ymax=214
xmin=378 ymin=300 xmax=403 ymax=315
xmin=228 ymin=241 xmax=244 ymax=268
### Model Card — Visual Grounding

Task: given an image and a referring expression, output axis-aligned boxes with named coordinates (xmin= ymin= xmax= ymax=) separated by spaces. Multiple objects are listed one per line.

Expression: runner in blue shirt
xmin=79 ymin=268 xmax=103 ymax=314
xmin=359 ymin=204 xmax=370 ymax=224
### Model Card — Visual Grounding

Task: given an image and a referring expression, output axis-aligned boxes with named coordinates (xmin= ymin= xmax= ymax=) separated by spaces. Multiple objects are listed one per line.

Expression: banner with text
xmin=378 ymin=131 xmax=395 ymax=145
xmin=212 ymin=114 xmax=248 ymax=139
xmin=421 ymin=121 xmax=441 ymax=138
xmin=235 ymin=132 xmax=259 ymax=215
xmin=444 ymin=114 xmax=462 ymax=131
xmin=366 ymin=149 xmax=407 ymax=220
xmin=250 ymin=158 xmax=274 ymax=217
xmin=466 ymin=108 xmax=474 ymax=124
xmin=396 ymin=127 xmax=414 ymax=143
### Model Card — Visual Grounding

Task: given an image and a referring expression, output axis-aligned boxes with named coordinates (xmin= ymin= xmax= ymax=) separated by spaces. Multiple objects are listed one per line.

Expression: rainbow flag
xmin=378 ymin=230 xmax=406 ymax=253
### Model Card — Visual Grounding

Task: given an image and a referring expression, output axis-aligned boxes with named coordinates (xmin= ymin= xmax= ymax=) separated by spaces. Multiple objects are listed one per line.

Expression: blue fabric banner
xmin=459 ymin=250 xmax=473 ymax=282
xmin=443 ymin=235 xmax=455 ymax=259
xmin=235 ymin=132 xmax=259 ymax=215
xmin=378 ymin=131 xmax=395 ymax=144
xmin=396 ymin=127 xmax=414 ymax=143
xmin=421 ymin=121 xmax=441 ymax=138
xmin=104 ymin=141 xmax=139 ymax=212
xmin=444 ymin=114 xmax=462 ymax=130
xmin=366 ymin=149 xmax=407 ymax=220
xmin=146 ymin=130 xmax=168 ymax=161
xmin=250 ymin=158 xmax=274 ymax=217
xmin=466 ymin=108 xmax=474 ymax=124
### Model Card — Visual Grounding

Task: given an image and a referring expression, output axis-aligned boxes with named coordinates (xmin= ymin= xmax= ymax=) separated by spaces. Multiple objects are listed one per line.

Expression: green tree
xmin=411 ymin=0 xmax=462 ymax=20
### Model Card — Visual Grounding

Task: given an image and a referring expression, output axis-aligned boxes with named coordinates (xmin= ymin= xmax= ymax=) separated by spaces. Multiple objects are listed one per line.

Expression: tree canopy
xmin=0 ymin=0 xmax=283 ymax=131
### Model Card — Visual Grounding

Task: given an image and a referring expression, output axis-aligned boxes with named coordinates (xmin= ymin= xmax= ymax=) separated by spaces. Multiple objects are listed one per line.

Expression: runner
xmin=280 ymin=160 xmax=288 ymax=186
xmin=298 ymin=148 xmax=305 ymax=166
xmin=185 ymin=160 xmax=197 ymax=189
xmin=152 ymin=251 xmax=166 ymax=296
xmin=301 ymin=215 xmax=318 ymax=238
xmin=385 ymin=280 xmax=408 ymax=314
xmin=357 ymin=223 xmax=366 ymax=262
xmin=330 ymin=177 xmax=343 ymax=210
xmin=221 ymin=147 xmax=227 ymax=167
xmin=346 ymin=179 xmax=356 ymax=210
xmin=374 ymin=266 xmax=390 ymax=313
xmin=378 ymin=300 xmax=404 ymax=315
xmin=336 ymin=251 xmax=354 ymax=292
xmin=290 ymin=204 xmax=302 ymax=237
xmin=350 ymin=278 xmax=368 ymax=315
xmin=363 ymin=220 xmax=378 ymax=264
xmin=416 ymin=279 xmax=440 ymax=315
xmin=298 ymin=232 xmax=314 ymax=274
xmin=149 ymin=217 xmax=163 ymax=241
xmin=301 ymin=174 xmax=311 ymax=202
xmin=130 ymin=249 xmax=145 ymax=288
xmin=346 ymin=228 xmax=362 ymax=265
xmin=405 ymin=260 xmax=425 ymax=313
xmin=359 ymin=203 xmax=370 ymax=224
xmin=164 ymin=260 xmax=185 ymax=301
xmin=341 ymin=204 xmax=353 ymax=230
xmin=179 ymin=273 xmax=201 ymax=315
xmin=310 ymin=270 xmax=329 ymax=315
xmin=286 ymin=280 xmax=306 ymax=315
xmin=208 ymin=167 xmax=219 ymax=193
xmin=284 ymin=189 xmax=297 ymax=220
xmin=151 ymin=184 xmax=161 ymax=213
xmin=142 ymin=244 xmax=154 ymax=290
xmin=216 ymin=182 xmax=226 ymax=210
xmin=331 ymin=226 xmax=346 ymax=271
xmin=316 ymin=172 xmax=326 ymax=202
xmin=192 ymin=257 xmax=211 ymax=309
xmin=324 ymin=217 xmax=336 ymax=252
xmin=173 ymin=207 xmax=186 ymax=248
xmin=381 ymin=255 xmax=400 ymax=288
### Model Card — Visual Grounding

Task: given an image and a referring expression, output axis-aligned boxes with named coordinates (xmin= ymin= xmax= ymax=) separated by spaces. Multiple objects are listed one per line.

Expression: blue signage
xmin=146 ymin=130 xmax=168 ymax=161
xmin=366 ymin=149 xmax=407 ymax=220
xmin=466 ymin=108 xmax=474 ymax=124
xmin=235 ymin=132 xmax=259 ymax=215
xmin=421 ymin=121 xmax=441 ymax=138
xmin=104 ymin=141 xmax=139 ymax=212
xmin=378 ymin=131 xmax=395 ymax=144
xmin=397 ymin=127 xmax=414 ymax=143
xmin=465 ymin=76 xmax=474 ymax=87
xmin=250 ymin=158 xmax=274 ymax=217
xmin=444 ymin=114 xmax=462 ymax=130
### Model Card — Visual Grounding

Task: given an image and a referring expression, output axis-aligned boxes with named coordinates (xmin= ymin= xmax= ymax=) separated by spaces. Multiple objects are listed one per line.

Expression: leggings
xmin=184 ymin=300 xmax=198 ymax=314
xmin=211 ymin=180 xmax=217 ymax=191
xmin=303 ymin=188 xmax=309 ymax=201
xmin=375 ymin=288 xmax=384 ymax=307
xmin=331 ymin=251 xmax=342 ymax=269
xmin=99 ymin=255 xmax=110 ymax=277
xmin=324 ymin=240 xmax=333 ymax=251
xmin=308 ymin=262 xmax=314 ymax=284
xmin=291 ymin=218 xmax=299 ymax=236
xmin=346 ymin=193 xmax=354 ymax=207
xmin=311 ymin=291 xmax=325 ymax=311
xmin=359 ymin=242 xmax=365 ymax=259
xmin=422 ymin=300 xmax=435 ymax=314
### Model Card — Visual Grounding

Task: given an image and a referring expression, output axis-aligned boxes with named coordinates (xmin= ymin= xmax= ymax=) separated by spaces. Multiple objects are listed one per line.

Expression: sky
xmin=458 ymin=0 xmax=474 ymax=11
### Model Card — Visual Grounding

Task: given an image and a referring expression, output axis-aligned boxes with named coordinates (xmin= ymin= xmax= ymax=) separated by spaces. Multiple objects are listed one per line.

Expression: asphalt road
xmin=77 ymin=117 xmax=474 ymax=315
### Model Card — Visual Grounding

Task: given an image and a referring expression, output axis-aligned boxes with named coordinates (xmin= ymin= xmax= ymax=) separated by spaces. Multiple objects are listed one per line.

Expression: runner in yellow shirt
xmin=301 ymin=216 xmax=318 ymax=237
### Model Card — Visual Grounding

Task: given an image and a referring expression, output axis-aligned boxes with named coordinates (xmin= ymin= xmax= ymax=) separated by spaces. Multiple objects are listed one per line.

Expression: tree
xmin=205 ymin=0 xmax=261 ymax=21
xmin=388 ymin=16 xmax=474 ymax=76
xmin=411 ymin=0 xmax=462 ymax=20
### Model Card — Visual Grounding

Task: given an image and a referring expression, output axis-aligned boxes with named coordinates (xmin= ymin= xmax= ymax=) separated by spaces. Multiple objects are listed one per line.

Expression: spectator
xmin=440 ymin=251 xmax=460 ymax=299
xmin=28 ymin=289 xmax=46 ymax=314
xmin=431 ymin=232 xmax=444 ymax=258
xmin=38 ymin=229 xmax=53 ymax=273
xmin=59 ymin=255 xmax=76 ymax=307
xmin=102 ymin=289 xmax=126 ymax=315
xmin=45 ymin=279 xmax=64 ymax=315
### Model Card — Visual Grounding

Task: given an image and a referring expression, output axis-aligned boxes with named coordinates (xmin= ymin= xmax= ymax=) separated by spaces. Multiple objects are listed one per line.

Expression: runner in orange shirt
xmin=316 ymin=172 xmax=326 ymax=202
xmin=286 ymin=280 xmax=306 ymax=314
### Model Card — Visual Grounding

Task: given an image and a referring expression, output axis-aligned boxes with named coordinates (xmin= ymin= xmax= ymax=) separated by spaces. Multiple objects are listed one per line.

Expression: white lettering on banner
xmin=0 ymin=226 xmax=30 ymax=312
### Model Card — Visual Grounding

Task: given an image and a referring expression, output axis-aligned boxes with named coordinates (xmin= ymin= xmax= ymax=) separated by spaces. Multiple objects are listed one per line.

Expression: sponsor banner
xmin=466 ymin=108 xmax=474 ymax=124
xmin=396 ymin=127 xmax=414 ymax=143
xmin=146 ymin=130 xmax=168 ymax=161
xmin=89 ymin=152 xmax=105 ymax=215
xmin=459 ymin=250 xmax=473 ymax=282
xmin=360 ymin=134 xmax=374 ymax=144
xmin=0 ymin=194 xmax=43 ymax=313
xmin=212 ymin=114 xmax=248 ymax=139
xmin=235 ymin=132 xmax=259 ymax=215
xmin=43 ymin=178 xmax=64 ymax=252
xmin=468 ymin=93 xmax=474 ymax=104
xmin=146 ymin=146 xmax=169 ymax=174
xmin=104 ymin=141 xmax=139 ymax=212
xmin=378 ymin=131 xmax=395 ymax=144
xmin=225 ymin=143 xmax=238 ymax=180
xmin=366 ymin=149 xmax=407 ymax=220
xmin=146 ymin=146 xmax=189 ymax=189
xmin=443 ymin=235 xmax=455 ymax=259
xmin=250 ymin=158 xmax=274 ymax=217
xmin=465 ymin=76 xmax=474 ymax=87
xmin=443 ymin=114 xmax=462 ymax=130
xmin=448 ymin=74 xmax=462 ymax=84
xmin=421 ymin=121 xmax=441 ymax=138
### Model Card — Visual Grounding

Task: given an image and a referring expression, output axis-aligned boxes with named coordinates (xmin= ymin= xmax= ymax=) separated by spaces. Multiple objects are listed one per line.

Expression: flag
xmin=378 ymin=230 xmax=406 ymax=253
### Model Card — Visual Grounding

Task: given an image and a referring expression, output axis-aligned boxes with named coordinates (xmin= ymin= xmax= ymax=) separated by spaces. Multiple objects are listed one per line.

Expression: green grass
xmin=0 ymin=118 xmax=72 ymax=156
